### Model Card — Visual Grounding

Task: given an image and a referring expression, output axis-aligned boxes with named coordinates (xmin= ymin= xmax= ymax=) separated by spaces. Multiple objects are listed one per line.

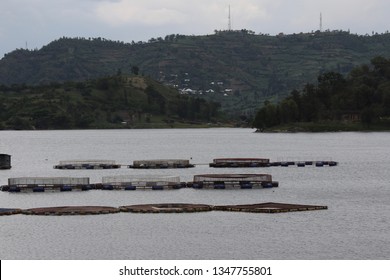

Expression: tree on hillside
xmin=131 ymin=66 xmax=140 ymax=76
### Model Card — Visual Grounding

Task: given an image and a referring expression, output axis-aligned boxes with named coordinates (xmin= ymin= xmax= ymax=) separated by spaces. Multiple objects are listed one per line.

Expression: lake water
xmin=0 ymin=128 xmax=389 ymax=259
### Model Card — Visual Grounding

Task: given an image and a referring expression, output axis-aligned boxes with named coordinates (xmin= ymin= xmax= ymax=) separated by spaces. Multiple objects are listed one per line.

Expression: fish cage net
xmin=275 ymin=157 xmax=333 ymax=162
xmin=212 ymin=158 xmax=270 ymax=164
xmin=132 ymin=159 xmax=190 ymax=166
xmin=8 ymin=177 xmax=90 ymax=186
xmin=102 ymin=175 xmax=181 ymax=186
xmin=193 ymin=174 xmax=272 ymax=182
xmin=58 ymin=160 xmax=117 ymax=165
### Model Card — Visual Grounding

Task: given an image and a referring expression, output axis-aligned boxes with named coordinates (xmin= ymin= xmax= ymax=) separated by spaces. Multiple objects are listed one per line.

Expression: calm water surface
xmin=0 ymin=129 xmax=389 ymax=259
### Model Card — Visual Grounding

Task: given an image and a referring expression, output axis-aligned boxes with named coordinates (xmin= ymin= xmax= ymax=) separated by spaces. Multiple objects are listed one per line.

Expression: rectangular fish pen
xmin=3 ymin=177 xmax=91 ymax=192
xmin=129 ymin=159 xmax=194 ymax=169
xmin=190 ymin=174 xmax=278 ymax=189
xmin=209 ymin=158 xmax=270 ymax=168
xmin=101 ymin=175 xmax=182 ymax=190
xmin=54 ymin=160 xmax=121 ymax=169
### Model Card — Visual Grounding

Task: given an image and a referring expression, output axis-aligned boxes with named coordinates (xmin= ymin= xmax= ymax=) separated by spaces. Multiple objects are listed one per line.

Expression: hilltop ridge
xmin=1 ymin=30 xmax=390 ymax=114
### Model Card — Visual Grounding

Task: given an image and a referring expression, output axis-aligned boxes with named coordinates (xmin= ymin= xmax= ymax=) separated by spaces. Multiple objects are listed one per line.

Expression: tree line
xmin=253 ymin=56 xmax=390 ymax=130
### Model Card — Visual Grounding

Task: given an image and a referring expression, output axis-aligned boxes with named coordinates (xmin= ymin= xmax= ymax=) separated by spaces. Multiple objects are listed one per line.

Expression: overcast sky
xmin=1 ymin=0 xmax=389 ymax=58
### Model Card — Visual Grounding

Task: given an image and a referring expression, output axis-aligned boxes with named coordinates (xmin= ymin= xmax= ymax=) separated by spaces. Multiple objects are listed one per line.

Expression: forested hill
xmin=253 ymin=57 xmax=390 ymax=131
xmin=1 ymin=30 xmax=390 ymax=114
xmin=0 ymin=75 xmax=222 ymax=130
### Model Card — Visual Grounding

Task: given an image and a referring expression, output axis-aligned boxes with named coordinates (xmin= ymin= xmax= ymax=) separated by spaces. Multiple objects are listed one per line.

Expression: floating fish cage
xmin=1 ymin=177 xmax=91 ymax=192
xmin=189 ymin=174 xmax=278 ymax=189
xmin=119 ymin=203 xmax=213 ymax=213
xmin=270 ymin=160 xmax=338 ymax=167
xmin=270 ymin=157 xmax=338 ymax=167
xmin=100 ymin=175 xmax=183 ymax=190
xmin=128 ymin=159 xmax=194 ymax=169
xmin=0 ymin=154 xmax=11 ymax=170
xmin=213 ymin=202 xmax=328 ymax=213
xmin=0 ymin=203 xmax=328 ymax=217
xmin=209 ymin=158 xmax=270 ymax=168
xmin=54 ymin=160 xmax=121 ymax=169
xmin=0 ymin=208 xmax=22 ymax=216
xmin=22 ymin=206 xmax=120 ymax=216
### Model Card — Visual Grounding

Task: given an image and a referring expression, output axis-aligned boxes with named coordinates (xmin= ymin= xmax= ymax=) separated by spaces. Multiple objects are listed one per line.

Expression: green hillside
xmin=1 ymin=30 xmax=390 ymax=115
xmin=0 ymin=75 xmax=222 ymax=130
xmin=253 ymin=57 xmax=390 ymax=131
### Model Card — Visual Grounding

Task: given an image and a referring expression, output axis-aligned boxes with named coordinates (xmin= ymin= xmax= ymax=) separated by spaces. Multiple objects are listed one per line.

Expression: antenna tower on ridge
xmin=228 ymin=5 xmax=232 ymax=31
xmin=320 ymin=13 xmax=323 ymax=32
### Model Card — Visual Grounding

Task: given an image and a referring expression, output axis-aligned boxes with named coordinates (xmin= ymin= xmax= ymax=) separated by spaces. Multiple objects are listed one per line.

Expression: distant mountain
xmin=1 ymin=30 xmax=390 ymax=114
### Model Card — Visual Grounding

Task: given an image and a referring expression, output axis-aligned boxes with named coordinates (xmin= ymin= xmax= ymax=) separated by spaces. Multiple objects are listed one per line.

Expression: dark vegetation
xmin=253 ymin=57 xmax=390 ymax=131
xmin=0 ymin=75 xmax=222 ymax=130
